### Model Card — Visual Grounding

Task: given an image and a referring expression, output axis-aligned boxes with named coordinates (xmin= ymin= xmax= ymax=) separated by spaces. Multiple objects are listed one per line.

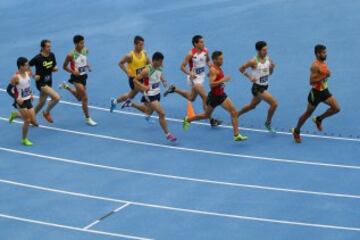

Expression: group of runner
xmin=6 ymin=34 xmax=340 ymax=145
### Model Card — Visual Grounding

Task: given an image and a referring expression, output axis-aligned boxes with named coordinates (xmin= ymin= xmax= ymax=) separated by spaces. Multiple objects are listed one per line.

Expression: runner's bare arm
xmin=63 ymin=54 xmax=78 ymax=75
xmin=119 ymin=53 xmax=132 ymax=77
xmin=269 ymin=58 xmax=275 ymax=75
xmin=180 ymin=52 xmax=194 ymax=76
xmin=160 ymin=75 xmax=168 ymax=88
xmin=134 ymin=68 xmax=150 ymax=92
xmin=239 ymin=59 xmax=257 ymax=81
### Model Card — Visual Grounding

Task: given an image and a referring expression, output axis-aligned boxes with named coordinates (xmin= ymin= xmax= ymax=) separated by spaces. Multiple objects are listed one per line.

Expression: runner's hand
xmin=189 ymin=72 xmax=197 ymax=80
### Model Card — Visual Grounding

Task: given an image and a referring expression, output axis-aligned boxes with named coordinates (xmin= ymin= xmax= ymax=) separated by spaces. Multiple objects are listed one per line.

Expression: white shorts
xmin=186 ymin=75 xmax=205 ymax=86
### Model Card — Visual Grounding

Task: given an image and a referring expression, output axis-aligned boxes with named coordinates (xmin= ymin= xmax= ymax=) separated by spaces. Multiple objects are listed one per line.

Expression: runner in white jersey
xmin=163 ymin=35 xmax=222 ymax=127
xmin=60 ymin=35 xmax=97 ymax=126
xmin=237 ymin=41 xmax=278 ymax=133
xmin=7 ymin=57 xmax=39 ymax=146
xmin=122 ymin=52 xmax=177 ymax=142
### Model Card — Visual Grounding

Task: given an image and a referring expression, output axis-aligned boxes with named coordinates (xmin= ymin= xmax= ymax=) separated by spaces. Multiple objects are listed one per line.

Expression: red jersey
xmin=211 ymin=65 xmax=225 ymax=96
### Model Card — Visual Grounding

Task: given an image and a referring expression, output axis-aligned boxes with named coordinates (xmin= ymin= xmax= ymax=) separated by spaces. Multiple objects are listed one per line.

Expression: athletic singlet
xmin=252 ymin=55 xmax=271 ymax=86
xmin=70 ymin=48 xmax=88 ymax=76
xmin=143 ymin=64 xmax=162 ymax=96
xmin=189 ymin=48 xmax=208 ymax=77
xmin=128 ymin=50 xmax=147 ymax=77
xmin=311 ymin=60 xmax=329 ymax=91
xmin=14 ymin=72 xmax=32 ymax=100
xmin=211 ymin=65 xmax=225 ymax=96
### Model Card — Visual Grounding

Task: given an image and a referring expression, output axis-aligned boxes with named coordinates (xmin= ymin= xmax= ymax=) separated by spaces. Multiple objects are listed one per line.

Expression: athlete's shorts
xmin=141 ymin=94 xmax=161 ymax=103
xmin=69 ymin=74 xmax=88 ymax=86
xmin=14 ymin=99 xmax=33 ymax=109
xmin=251 ymin=83 xmax=269 ymax=97
xmin=36 ymin=75 xmax=53 ymax=92
xmin=308 ymin=88 xmax=332 ymax=107
xmin=128 ymin=77 xmax=144 ymax=90
xmin=187 ymin=75 xmax=205 ymax=86
xmin=206 ymin=92 xmax=227 ymax=108
xmin=128 ymin=77 xmax=135 ymax=90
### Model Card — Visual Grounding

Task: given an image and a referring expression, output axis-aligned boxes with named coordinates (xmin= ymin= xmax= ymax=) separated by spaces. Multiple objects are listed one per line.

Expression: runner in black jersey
xmin=29 ymin=39 xmax=60 ymax=123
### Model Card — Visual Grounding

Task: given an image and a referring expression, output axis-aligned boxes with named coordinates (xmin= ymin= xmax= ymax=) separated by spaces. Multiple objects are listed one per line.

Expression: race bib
xmin=195 ymin=67 xmax=205 ymax=75
xmin=259 ymin=75 xmax=269 ymax=84
xmin=152 ymin=82 xmax=160 ymax=89
xmin=44 ymin=75 xmax=51 ymax=82
xmin=21 ymin=87 xmax=32 ymax=98
xmin=78 ymin=66 xmax=88 ymax=74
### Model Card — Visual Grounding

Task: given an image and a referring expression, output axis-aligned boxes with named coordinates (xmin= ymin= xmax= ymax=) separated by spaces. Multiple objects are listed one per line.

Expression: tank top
xmin=311 ymin=60 xmax=329 ymax=91
xmin=189 ymin=48 xmax=208 ymax=77
xmin=211 ymin=65 xmax=225 ymax=96
xmin=70 ymin=48 xmax=88 ymax=75
xmin=143 ymin=64 xmax=162 ymax=96
xmin=252 ymin=55 xmax=271 ymax=86
xmin=128 ymin=50 xmax=147 ymax=77
xmin=15 ymin=72 xmax=32 ymax=100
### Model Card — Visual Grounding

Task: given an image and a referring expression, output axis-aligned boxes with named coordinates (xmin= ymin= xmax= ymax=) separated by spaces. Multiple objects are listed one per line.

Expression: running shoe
xmin=43 ymin=111 xmax=53 ymax=123
xmin=210 ymin=118 xmax=222 ymax=127
xmin=312 ymin=116 xmax=323 ymax=131
xmin=183 ymin=116 xmax=190 ymax=131
xmin=86 ymin=117 xmax=98 ymax=126
xmin=234 ymin=134 xmax=248 ymax=141
xmin=8 ymin=111 xmax=18 ymax=124
xmin=265 ymin=121 xmax=276 ymax=133
xmin=121 ymin=99 xmax=132 ymax=109
xmin=163 ymin=84 xmax=176 ymax=97
xmin=110 ymin=98 xmax=117 ymax=113
xmin=291 ymin=128 xmax=302 ymax=143
xmin=21 ymin=138 xmax=33 ymax=146
xmin=58 ymin=81 xmax=70 ymax=90
xmin=166 ymin=133 xmax=177 ymax=142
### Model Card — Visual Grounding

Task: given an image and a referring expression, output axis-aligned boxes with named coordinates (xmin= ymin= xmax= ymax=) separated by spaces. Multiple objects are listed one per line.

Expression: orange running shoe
xmin=292 ymin=128 xmax=302 ymax=143
xmin=43 ymin=111 xmax=53 ymax=123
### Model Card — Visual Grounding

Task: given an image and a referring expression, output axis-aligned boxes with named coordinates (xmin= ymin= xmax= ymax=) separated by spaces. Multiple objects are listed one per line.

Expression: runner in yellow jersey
xmin=110 ymin=36 xmax=151 ymax=111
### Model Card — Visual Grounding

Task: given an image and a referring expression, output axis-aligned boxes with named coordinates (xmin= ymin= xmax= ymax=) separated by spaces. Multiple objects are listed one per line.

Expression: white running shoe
xmin=59 ymin=81 xmax=70 ymax=90
xmin=86 ymin=117 xmax=97 ymax=126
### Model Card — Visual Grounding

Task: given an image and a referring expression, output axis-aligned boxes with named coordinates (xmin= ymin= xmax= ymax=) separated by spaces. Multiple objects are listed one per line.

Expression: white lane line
xmin=0 ymin=88 xmax=358 ymax=142
xmin=1 ymin=117 xmax=359 ymax=170
xmin=1 ymin=146 xmax=360 ymax=199
xmin=83 ymin=203 xmax=131 ymax=230
xmin=0 ymin=213 xmax=152 ymax=240
xmin=114 ymin=203 xmax=132 ymax=213
xmin=1 ymin=179 xmax=360 ymax=232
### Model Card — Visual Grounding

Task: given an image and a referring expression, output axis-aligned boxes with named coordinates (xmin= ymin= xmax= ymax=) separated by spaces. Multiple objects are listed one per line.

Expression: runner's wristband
xmin=6 ymin=84 xmax=16 ymax=99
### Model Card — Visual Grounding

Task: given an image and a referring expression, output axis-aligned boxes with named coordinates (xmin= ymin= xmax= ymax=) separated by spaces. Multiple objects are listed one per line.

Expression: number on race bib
xmin=44 ymin=75 xmax=51 ymax=82
xmin=152 ymin=82 xmax=160 ymax=89
xmin=195 ymin=67 xmax=205 ymax=75
xmin=21 ymin=87 xmax=32 ymax=98
xmin=78 ymin=66 xmax=87 ymax=73
xmin=259 ymin=75 xmax=269 ymax=84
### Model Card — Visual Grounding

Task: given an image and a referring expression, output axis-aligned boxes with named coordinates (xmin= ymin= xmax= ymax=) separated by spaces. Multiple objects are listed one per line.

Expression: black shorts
xmin=308 ymin=88 xmax=332 ymax=107
xmin=128 ymin=77 xmax=135 ymax=90
xmin=128 ymin=77 xmax=143 ymax=90
xmin=206 ymin=92 xmax=227 ymax=108
xmin=141 ymin=94 xmax=161 ymax=103
xmin=13 ymin=99 xmax=33 ymax=109
xmin=69 ymin=74 xmax=88 ymax=86
xmin=251 ymin=83 xmax=269 ymax=96
xmin=36 ymin=75 xmax=53 ymax=92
